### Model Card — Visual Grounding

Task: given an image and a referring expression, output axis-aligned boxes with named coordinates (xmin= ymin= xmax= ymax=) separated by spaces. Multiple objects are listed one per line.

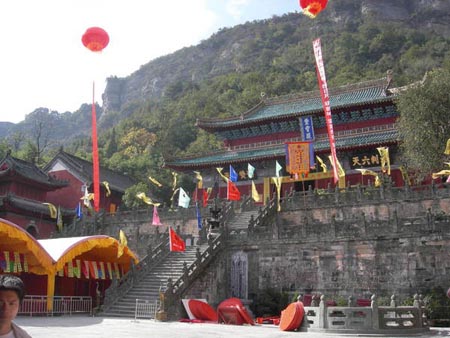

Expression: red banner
xmin=313 ymin=38 xmax=339 ymax=184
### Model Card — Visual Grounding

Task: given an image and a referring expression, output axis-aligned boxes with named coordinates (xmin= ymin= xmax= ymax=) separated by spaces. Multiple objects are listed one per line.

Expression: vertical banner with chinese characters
xmin=285 ymin=142 xmax=310 ymax=175
xmin=300 ymin=116 xmax=315 ymax=167
xmin=313 ymin=38 xmax=339 ymax=184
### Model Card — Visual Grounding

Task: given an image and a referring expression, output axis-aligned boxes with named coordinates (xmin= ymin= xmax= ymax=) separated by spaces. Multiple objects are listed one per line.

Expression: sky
xmin=0 ymin=0 xmax=300 ymax=123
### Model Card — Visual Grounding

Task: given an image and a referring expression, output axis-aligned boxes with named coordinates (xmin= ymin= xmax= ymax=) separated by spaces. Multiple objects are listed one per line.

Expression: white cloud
xmin=225 ymin=0 xmax=251 ymax=20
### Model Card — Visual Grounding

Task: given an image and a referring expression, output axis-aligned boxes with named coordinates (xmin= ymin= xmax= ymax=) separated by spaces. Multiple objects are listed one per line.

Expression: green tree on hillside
xmin=395 ymin=63 xmax=450 ymax=179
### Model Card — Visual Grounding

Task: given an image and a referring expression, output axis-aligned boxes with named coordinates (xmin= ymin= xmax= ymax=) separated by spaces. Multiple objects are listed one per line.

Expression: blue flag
xmin=196 ymin=203 xmax=202 ymax=230
xmin=75 ymin=202 xmax=82 ymax=219
xmin=230 ymin=165 xmax=238 ymax=182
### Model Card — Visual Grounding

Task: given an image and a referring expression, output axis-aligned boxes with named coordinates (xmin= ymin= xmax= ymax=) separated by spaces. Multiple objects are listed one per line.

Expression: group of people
xmin=0 ymin=275 xmax=32 ymax=338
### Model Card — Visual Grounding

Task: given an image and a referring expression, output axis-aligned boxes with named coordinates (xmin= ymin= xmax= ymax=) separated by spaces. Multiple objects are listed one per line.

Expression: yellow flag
xmin=80 ymin=186 xmax=94 ymax=209
xmin=118 ymin=230 xmax=128 ymax=258
xmin=444 ymin=138 xmax=450 ymax=155
xmin=102 ymin=181 xmax=111 ymax=197
xmin=170 ymin=188 xmax=180 ymax=202
xmin=377 ymin=147 xmax=391 ymax=175
xmin=328 ymin=155 xmax=345 ymax=178
xmin=136 ymin=192 xmax=160 ymax=206
xmin=399 ymin=166 xmax=411 ymax=186
xmin=43 ymin=203 xmax=57 ymax=219
xmin=356 ymin=169 xmax=381 ymax=187
xmin=148 ymin=176 xmax=163 ymax=187
xmin=194 ymin=171 xmax=203 ymax=189
xmin=251 ymin=181 xmax=260 ymax=202
xmin=271 ymin=177 xmax=282 ymax=212
xmin=432 ymin=169 xmax=450 ymax=179
xmin=216 ymin=167 xmax=229 ymax=182
xmin=172 ymin=172 xmax=178 ymax=191
xmin=316 ymin=155 xmax=327 ymax=173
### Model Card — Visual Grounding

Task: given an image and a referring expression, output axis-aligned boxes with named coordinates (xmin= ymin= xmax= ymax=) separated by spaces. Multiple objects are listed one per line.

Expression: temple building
xmin=164 ymin=76 xmax=405 ymax=202
xmin=44 ymin=149 xmax=136 ymax=214
xmin=0 ymin=151 xmax=70 ymax=238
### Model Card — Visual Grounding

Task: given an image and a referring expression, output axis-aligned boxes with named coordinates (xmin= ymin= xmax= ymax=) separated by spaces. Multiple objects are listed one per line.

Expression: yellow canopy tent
xmin=39 ymin=236 xmax=139 ymax=311
xmin=1 ymin=219 xmax=139 ymax=312
xmin=0 ymin=218 xmax=54 ymax=275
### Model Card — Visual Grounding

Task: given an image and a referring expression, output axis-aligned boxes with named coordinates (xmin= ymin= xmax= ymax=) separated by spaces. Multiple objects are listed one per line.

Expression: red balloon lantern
xmin=81 ymin=27 xmax=109 ymax=52
xmin=299 ymin=0 xmax=328 ymax=18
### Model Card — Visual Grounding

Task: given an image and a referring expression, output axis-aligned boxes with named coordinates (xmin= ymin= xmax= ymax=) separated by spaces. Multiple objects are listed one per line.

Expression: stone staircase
xmin=101 ymin=245 xmax=202 ymax=318
xmin=227 ymin=210 xmax=258 ymax=230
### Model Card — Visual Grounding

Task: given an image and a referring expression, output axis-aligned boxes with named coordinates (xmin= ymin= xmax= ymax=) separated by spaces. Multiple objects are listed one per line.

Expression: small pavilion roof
xmin=196 ymin=78 xmax=394 ymax=131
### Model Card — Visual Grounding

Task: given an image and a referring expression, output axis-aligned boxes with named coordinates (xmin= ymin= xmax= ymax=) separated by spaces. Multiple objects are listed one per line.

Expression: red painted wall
xmin=46 ymin=170 xmax=84 ymax=209
xmin=4 ymin=213 xmax=56 ymax=239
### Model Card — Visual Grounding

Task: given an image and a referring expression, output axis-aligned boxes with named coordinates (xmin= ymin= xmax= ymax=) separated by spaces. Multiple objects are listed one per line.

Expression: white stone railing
xmin=301 ymin=294 xmax=428 ymax=334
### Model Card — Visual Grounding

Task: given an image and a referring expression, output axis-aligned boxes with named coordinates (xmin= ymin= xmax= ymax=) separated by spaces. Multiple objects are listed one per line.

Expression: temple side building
xmin=0 ymin=151 xmax=70 ymax=238
xmin=44 ymin=150 xmax=136 ymax=214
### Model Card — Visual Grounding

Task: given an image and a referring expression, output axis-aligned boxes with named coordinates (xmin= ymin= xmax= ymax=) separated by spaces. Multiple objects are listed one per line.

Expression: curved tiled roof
xmin=164 ymin=129 xmax=398 ymax=170
xmin=197 ymin=78 xmax=394 ymax=130
xmin=0 ymin=153 xmax=68 ymax=189
xmin=44 ymin=150 xmax=135 ymax=193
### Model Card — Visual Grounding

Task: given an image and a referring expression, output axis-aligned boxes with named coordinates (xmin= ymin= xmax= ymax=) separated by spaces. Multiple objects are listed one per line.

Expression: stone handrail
xmin=162 ymin=233 xmax=225 ymax=316
xmin=249 ymin=197 xmax=276 ymax=229
xmin=239 ymin=194 xmax=254 ymax=212
xmin=283 ymin=182 xmax=450 ymax=211
xmin=301 ymin=294 xmax=428 ymax=334
xmin=102 ymin=235 xmax=170 ymax=311
xmin=218 ymin=200 xmax=235 ymax=226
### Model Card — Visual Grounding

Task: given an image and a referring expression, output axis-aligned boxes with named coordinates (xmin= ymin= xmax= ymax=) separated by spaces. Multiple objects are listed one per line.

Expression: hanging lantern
xmin=81 ymin=27 xmax=109 ymax=52
xmin=299 ymin=0 xmax=328 ymax=18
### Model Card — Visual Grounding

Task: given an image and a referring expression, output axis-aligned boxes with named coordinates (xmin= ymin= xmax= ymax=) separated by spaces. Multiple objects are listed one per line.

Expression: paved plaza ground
xmin=15 ymin=316 xmax=450 ymax=338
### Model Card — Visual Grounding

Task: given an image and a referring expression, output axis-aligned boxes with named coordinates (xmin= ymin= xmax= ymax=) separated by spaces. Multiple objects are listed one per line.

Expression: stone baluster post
xmin=371 ymin=294 xmax=379 ymax=330
xmin=347 ymin=295 xmax=354 ymax=307
xmin=390 ymin=294 xmax=397 ymax=308
xmin=413 ymin=294 xmax=423 ymax=328
xmin=319 ymin=295 xmax=327 ymax=329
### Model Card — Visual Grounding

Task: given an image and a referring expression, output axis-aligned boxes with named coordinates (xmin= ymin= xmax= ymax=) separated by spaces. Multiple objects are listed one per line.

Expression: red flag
xmin=169 ymin=227 xmax=185 ymax=252
xmin=202 ymin=189 xmax=208 ymax=207
xmin=227 ymin=180 xmax=241 ymax=201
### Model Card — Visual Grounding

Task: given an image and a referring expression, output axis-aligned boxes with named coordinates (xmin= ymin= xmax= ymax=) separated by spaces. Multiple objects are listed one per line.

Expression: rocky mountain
xmin=101 ymin=0 xmax=450 ymax=119
xmin=1 ymin=0 xmax=449 ymax=158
